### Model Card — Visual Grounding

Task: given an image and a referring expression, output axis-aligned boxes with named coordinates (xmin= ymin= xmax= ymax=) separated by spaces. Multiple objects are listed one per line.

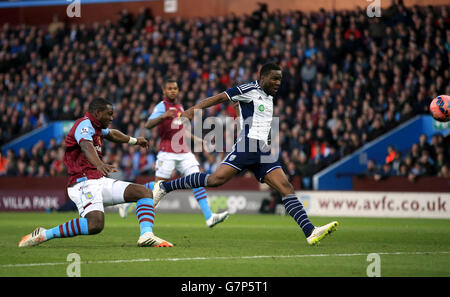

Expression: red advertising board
xmin=0 ymin=177 xmax=69 ymax=212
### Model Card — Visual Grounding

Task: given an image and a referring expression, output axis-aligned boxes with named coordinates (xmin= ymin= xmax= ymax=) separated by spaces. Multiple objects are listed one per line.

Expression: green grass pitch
xmin=1 ymin=211 xmax=450 ymax=277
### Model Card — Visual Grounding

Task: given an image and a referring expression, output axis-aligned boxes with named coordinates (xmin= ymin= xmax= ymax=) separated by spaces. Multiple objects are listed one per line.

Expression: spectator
xmin=300 ymin=58 xmax=317 ymax=83
xmin=398 ymin=162 xmax=410 ymax=177
xmin=295 ymin=152 xmax=314 ymax=189
xmin=438 ymin=164 xmax=449 ymax=178
xmin=418 ymin=150 xmax=435 ymax=175
xmin=0 ymin=151 xmax=7 ymax=175
xmin=408 ymin=162 xmax=426 ymax=182
xmin=364 ymin=159 xmax=378 ymax=178
xmin=385 ymin=145 xmax=396 ymax=164
xmin=418 ymin=133 xmax=431 ymax=154
xmin=374 ymin=162 xmax=395 ymax=181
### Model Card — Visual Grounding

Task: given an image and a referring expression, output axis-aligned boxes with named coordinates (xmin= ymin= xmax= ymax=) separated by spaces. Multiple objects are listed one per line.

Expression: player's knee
xmin=85 ymin=211 xmax=104 ymax=234
xmin=136 ymin=184 xmax=152 ymax=199
xmin=124 ymin=184 xmax=152 ymax=202
xmin=88 ymin=218 xmax=104 ymax=234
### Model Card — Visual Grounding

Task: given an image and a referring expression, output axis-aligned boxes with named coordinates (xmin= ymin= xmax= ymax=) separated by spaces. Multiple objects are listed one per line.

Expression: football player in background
xmin=119 ymin=79 xmax=229 ymax=227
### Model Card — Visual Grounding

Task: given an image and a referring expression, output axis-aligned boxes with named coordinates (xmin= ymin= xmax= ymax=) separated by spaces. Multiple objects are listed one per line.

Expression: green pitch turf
xmin=1 ymin=212 xmax=450 ymax=277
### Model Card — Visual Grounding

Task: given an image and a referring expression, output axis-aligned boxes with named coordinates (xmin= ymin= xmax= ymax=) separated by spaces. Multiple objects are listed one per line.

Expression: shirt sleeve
xmin=148 ymin=102 xmax=166 ymax=120
xmin=224 ymin=84 xmax=256 ymax=103
xmin=101 ymin=128 xmax=110 ymax=136
xmin=74 ymin=119 xmax=95 ymax=144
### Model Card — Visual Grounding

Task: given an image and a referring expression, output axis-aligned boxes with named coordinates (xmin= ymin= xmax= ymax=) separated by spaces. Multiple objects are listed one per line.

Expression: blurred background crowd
xmin=0 ymin=1 xmax=449 ymax=187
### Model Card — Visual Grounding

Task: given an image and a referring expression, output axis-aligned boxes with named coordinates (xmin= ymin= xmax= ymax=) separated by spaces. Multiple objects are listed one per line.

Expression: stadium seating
xmin=0 ymin=3 xmax=449 ymax=188
xmin=364 ymin=132 xmax=450 ymax=181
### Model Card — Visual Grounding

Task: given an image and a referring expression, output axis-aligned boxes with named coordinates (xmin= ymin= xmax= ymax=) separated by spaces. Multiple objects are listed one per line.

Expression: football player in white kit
xmin=152 ymin=63 xmax=339 ymax=246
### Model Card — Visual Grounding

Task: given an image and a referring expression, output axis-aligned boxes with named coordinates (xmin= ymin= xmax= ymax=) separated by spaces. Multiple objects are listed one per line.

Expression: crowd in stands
xmin=0 ymin=1 xmax=449 ymax=187
xmin=364 ymin=133 xmax=450 ymax=182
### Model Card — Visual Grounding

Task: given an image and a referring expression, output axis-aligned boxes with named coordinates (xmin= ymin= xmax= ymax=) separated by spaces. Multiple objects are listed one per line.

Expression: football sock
xmin=282 ymin=194 xmax=315 ymax=237
xmin=192 ymin=187 xmax=212 ymax=220
xmin=161 ymin=172 xmax=209 ymax=193
xmin=44 ymin=218 xmax=89 ymax=240
xmin=136 ymin=198 xmax=155 ymax=235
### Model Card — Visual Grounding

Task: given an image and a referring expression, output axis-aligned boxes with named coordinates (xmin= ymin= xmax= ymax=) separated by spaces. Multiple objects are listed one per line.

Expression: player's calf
xmin=206 ymin=173 xmax=230 ymax=187
xmin=18 ymin=217 xmax=91 ymax=247
xmin=85 ymin=211 xmax=104 ymax=234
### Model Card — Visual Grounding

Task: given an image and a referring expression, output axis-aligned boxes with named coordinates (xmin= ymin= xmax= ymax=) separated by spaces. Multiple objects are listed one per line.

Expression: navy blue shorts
xmin=221 ymin=137 xmax=282 ymax=182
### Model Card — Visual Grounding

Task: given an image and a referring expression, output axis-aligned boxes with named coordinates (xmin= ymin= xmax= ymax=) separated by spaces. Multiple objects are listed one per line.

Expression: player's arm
xmin=79 ymin=140 xmax=116 ymax=176
xmin=233 ymin=102 xmax=240 ymax=117
xmin=145 ymin=109 xmax=176 ymax=129
xmin=181 ymin=92 xmax=229 ymax=120
xmin=104 ymin=129 xmax=149 ymax=149
xmin=145 ymin=102 xmax=176 ymax=129
xmin=75 ymin=120 xmax=117 ymax=176
xmin=145 ymin=117 xmax=162 ymax=130
xmin=184 ymin=129 xmax=203 ymax=143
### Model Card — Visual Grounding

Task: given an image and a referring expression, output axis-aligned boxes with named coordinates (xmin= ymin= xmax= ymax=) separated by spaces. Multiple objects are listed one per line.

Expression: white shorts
xmin=155 ymin=152 xmax=200 ymax=179
xmin=67 ymin=177 xmax=131 ymax=217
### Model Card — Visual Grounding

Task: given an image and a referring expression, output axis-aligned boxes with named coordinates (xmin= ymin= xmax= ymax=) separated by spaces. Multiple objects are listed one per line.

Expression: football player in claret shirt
xmin=137 ymin=79 xmax=229 ymax=227
xmin=19 ymin=98 xmax=173 ymax=248
xmin=153 ymin=63 xmax=339 ymax=246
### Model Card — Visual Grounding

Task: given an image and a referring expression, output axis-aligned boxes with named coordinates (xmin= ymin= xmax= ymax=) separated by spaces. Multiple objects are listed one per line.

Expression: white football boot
xmin=206 ymin=211 xmax=230 ymax=228
xmin=306 ymin=221 xmax=339 ymax=246
xmin=152 ymin=180 xmax=168 ymax=207
xmin=137 ymin=232 xmax=173 ymax=247
xmin=18 ymin=227 xmax=47 ymax=247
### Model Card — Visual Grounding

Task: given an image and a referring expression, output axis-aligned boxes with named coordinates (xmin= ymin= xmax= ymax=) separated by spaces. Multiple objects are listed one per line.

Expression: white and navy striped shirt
xmin=224 ymin=80 xmax=273 ymax=142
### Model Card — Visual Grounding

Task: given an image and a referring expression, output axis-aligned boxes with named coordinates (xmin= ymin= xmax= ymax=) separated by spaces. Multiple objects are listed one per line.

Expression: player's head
xmin=259 ymin=62 xmax=282 ymax=96
xmin=88 ymin=97 xmax=114 ymax=128
xmin=163 ymin=79 xmax=179 ymax=102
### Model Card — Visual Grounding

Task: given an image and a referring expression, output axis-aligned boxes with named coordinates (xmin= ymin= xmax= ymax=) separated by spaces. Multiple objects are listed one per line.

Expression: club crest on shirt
xmin=80 ymin=127 xmax=90 ymax=135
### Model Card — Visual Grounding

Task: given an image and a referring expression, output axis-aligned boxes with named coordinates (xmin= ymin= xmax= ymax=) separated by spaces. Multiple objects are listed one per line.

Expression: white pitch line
xmin=1 ymin=251 xmax=450 ymax=268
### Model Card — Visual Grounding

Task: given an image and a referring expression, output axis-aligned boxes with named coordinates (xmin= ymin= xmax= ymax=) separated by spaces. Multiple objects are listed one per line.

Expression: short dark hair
xmin=163 ymin=78 xmax=178 ymax=87
xmin=260 ymin=62 xmax=281 ymax=77
xmin=88 ymin=97 xmax=112 ymax=113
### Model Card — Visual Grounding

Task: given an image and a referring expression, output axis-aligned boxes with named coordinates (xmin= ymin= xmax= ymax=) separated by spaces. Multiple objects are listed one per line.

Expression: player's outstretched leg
xmin=121 ymin=183 xmax=173 ymax=247
xmin=18 ymin=213 xmax=98 ymax=247
xmin=153 ymin=165 xmax=238 ymax=206
xmin=153 ymin=172 xmax=209 ymax=206
xmin=282 ymin=194 xmax=339 ymax=245
xmin=135 ymin=197 xmax=173 ymax=247
xmin=264 ymin=168 xmax=339 ymax=246
xmin=148 ymin=180 xmax=229 ymax=227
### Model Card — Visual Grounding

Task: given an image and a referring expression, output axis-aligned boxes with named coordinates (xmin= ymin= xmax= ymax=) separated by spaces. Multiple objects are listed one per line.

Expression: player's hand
xmin=162 ymin=109 xmax=176 ymax=119
xmin=180 ymin=108 xmax=194 ymax=121
xmin=136 ymin=137 xmax=149 ymax=149
xmin=97 ymin=163 xmax=117 ymax=177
